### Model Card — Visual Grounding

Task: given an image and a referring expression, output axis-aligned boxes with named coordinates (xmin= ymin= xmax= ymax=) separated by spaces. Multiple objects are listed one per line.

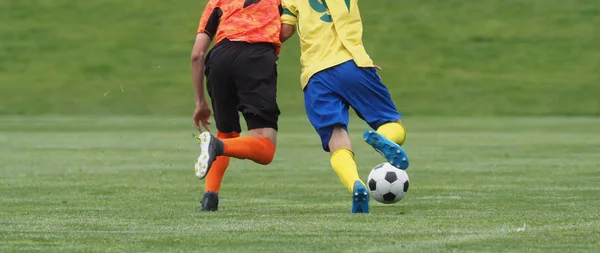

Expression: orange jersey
xmin=197 ymin=0 xmax=282 ymax=47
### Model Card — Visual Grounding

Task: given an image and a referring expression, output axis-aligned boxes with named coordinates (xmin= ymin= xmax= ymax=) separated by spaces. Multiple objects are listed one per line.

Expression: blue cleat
xmin=363 ymin=130 xmax=409 ymax=170
xmin=352 ymin=180 xmax=369 ymax=213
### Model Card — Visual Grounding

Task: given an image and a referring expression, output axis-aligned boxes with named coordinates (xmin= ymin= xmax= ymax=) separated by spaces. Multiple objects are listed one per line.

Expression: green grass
xmin=1 ymin=0 xmax=599 ymax=115
xmin=1 ymin=0 xmax=600 ymax=251
xmin=1 ymin=116 xmax=599 ymax=252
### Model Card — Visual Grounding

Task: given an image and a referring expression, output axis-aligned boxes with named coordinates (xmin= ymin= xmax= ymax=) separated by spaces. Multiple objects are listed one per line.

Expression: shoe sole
xmin=352 ymin=182 xmax=369 ymax=214
xmin=363 ymin=130 xmax=409 ymax=170
xmin=195 ymin=132 xmax=215 ymax=179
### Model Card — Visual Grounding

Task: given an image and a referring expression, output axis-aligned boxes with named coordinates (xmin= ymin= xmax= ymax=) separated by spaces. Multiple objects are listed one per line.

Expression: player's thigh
xmin=206 ymin=55 xmax=241 ymax=133
xmin=344 ymin=67 xmax=401 ymax=129
xmin=233 ymin=44 xmax=281 ymax=131
xmin=304 ymin=74 xmax=350 ymax=152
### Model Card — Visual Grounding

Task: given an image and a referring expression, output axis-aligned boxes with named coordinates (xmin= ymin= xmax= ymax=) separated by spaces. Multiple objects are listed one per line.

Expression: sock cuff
xmin=380 ymin=122 xmax=403 ymax=128
xmin=332 ymin=148 xmax=355 ymax=158
xmin=217 ymin=131 xmax=240 ymax=139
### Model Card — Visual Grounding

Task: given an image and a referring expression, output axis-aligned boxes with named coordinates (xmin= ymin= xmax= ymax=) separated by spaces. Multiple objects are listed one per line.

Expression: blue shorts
xmin=304 ymin=60 xmax=402 ymax=152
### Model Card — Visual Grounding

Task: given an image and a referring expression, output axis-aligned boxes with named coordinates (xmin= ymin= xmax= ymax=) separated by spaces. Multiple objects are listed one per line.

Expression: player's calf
xmin=220 ymin=135 xmax=276 ymax=165
xmin=376 ymin=122 xmax=406 ymax=146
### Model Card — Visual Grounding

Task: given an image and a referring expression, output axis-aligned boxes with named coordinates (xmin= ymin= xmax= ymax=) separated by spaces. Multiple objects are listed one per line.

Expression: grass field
xmin=1 ymin=116 xmax=599 ymax=252
xmin=1 ymin=0 xmax=599 ymax=115
xmin=2 ymin=0 xmax=600 ymax=251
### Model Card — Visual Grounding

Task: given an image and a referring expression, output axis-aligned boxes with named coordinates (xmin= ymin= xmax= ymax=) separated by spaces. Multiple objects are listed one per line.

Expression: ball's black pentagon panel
xmin=403 ymin=180 xmax=409 ymax=192
xmin=383 ymin=192 xmax=396 ymax=202
xmin=384 ymin=171 xmax=398 ymax=183
xmin=368 ymin=178 xmax=377 ymax=191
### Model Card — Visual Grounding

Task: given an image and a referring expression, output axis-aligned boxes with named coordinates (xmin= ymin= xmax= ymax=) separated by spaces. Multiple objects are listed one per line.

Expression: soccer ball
xmin=367 ymin=163 xmax=409 ymax=204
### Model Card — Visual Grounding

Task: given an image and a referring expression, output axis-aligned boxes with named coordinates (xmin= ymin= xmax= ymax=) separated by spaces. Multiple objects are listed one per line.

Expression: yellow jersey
xmin=281 ymin=0 xmax=374 ymax=89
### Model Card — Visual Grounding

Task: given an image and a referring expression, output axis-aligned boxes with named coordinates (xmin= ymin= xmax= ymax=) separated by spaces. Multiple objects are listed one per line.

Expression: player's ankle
xmin=215 ymin=138 xmax=225 ymax=156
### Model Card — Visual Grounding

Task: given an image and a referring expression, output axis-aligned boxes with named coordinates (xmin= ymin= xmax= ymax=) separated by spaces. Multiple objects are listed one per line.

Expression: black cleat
xmin=200 ymin=191 xmax=219 ymax=212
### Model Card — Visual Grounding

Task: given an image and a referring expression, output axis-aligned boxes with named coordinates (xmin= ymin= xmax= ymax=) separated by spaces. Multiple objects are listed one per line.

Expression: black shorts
xmin=205 ymin=39 xmax=280 ymax=133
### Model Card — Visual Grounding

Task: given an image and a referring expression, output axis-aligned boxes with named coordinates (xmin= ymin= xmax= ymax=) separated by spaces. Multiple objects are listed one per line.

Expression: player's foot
xmin=363 ymin=130 xmax=409 ymax=170
xmin=352 ymin=180 xmax=369 ymax=214
xmin=195 ymin=132 xmax=224 ymax=179
xmin=200 ymin=191 xmax=219 ymax=212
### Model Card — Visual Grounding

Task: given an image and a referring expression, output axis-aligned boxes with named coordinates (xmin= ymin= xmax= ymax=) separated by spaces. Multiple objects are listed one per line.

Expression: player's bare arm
xmin=191 ymin=33 xmax=213 ymax=132
xmin=280 ymin=24 xmax=295 ymax=43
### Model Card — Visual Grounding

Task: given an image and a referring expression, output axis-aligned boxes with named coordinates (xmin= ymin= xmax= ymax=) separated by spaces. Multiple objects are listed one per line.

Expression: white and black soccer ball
xmin=367 ymin=163 xmax=409 ymax=204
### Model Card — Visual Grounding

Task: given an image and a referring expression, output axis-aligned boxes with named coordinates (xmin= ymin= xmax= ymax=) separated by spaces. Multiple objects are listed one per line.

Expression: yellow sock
xmin=376 ymin=122 xmax=407 ymax=145
xmin=330 ymin=148 xmax=364 ymax=193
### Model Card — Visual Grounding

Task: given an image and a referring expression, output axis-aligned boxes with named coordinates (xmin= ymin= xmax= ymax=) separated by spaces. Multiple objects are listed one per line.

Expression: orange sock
xmin=222 ymin=136 xmax=275 ymax=165
xmin=204 ymin=131 xmax=239 ymax=193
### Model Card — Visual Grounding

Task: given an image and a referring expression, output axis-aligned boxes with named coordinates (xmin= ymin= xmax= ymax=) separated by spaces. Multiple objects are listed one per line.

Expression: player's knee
xmin=246 ymin=112 xmax=279 ymax=145
xmin=248 ymin=128 xmax=277 ymax=145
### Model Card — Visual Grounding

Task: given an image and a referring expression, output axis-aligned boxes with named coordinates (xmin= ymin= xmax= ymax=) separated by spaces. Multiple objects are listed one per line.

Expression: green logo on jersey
xmin=309 ymin=0 xmax=350 ymax=23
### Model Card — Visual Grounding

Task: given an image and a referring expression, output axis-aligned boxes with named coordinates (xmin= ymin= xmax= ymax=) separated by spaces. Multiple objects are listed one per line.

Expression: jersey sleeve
xmin=197 ymin=0 xmax=222 ymax=39
xmin=281 ymin=0 xmax=298 ymax=26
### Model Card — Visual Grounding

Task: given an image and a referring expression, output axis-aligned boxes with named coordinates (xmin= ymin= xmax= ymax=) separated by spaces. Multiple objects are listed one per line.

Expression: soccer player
xmin=191 ymin=0 xmax=283 ymax=211
xmin=279 ymin=0 xmax=409 ymax=213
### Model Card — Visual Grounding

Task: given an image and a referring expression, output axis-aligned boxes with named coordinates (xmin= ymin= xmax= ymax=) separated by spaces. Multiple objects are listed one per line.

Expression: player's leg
xmin=329 ymin=126 xmax=362 ymax=193
xmin=330 ymin=60 xmax=409 ymax=169
xmin=229 ymin=41 xmax=279 ymax=164
xmin=375 ymin=119 xmax=407 ymax=146
xmin=197 ymin=46 xmax=242 ymax=211
xmin=196 ymin=42 xmax=278 ymax=177
xmin=199 ymin=127 xmax=276 ymax=167
xmin=195 ymin=44 xmax=242 ymax=179
xmin=201 ymin=131 xmax=239 ymax=211
xmin=197 ymin=128 xmax=276 ymax=171
xmin=201 ymin=79 xmax=240 ymax=188
xmin=304 ymin=71 xmax=369 ymax=213
xmin=328 ymin=127 xmax=370 ymax=214
xmin=362 ymin=119 xmax=408 ymax=169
